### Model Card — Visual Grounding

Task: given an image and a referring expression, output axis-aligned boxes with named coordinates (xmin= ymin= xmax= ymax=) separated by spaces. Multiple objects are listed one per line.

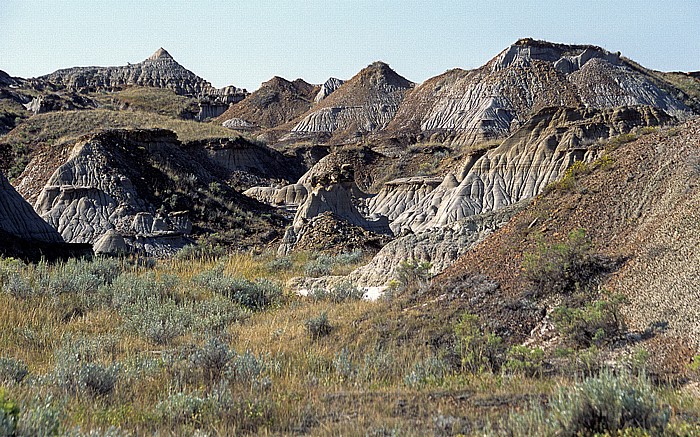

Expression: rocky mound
xmin=434 ymin=117 xmax=700 ymax=344
xmin=286 ymin=62 xmax=414 ymax=143
xmin=281 ymin=211 xmax=392 ymax=255
xmin=218 ymin=77 xmax=319 ymax=129
xmin=40 ymin=48 xmax=247 ymax=104
xmin=384 ymin=39 xmax=692 ymax=147
xmin=14 ymin=129 xmax=286 ymax=256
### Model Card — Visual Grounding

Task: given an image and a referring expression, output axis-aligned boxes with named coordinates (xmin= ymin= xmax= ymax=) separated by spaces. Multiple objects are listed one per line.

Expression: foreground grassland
xmin=1 ymin=251 xmax=699 ymax=436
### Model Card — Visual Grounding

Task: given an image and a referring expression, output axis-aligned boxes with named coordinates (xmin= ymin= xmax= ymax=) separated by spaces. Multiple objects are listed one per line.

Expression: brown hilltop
xmin=217 ymin=76 xmax=319 ymax=129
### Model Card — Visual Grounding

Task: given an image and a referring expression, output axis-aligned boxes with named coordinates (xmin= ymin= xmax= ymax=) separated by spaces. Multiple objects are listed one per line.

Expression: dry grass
xmin=91 ymin=87 xmax=199 ymax=119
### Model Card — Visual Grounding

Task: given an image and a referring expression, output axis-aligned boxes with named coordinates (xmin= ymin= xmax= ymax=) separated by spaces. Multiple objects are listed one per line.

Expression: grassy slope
xmin=0 ymin=109 xmax=239 ymax=179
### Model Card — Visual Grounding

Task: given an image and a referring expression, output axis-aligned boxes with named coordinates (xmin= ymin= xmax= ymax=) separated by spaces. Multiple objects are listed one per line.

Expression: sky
xmin=1 ymin=1 xmax=699 ymax=92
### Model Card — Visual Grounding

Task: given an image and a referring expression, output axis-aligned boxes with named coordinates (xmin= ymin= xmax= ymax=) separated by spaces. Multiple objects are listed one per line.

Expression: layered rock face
xmin=374 ymin=105 xmax=672 ymax=234
xmin=288 ymin=62 xmax=414 ymax=142
xmin=314 ymin=78 xmax=345 ymax=103
xmin=218 ymin=77 xmax=320 ymax=129
xmin=15 ymin=129 xmax=284 ymax=256
xmin=184 ymin=137 xmax=304 ymax=189
xmin=41 ymin=48 xmax=247 ymax=104
xmin=386 ymin=39 xmax=692 ymax=147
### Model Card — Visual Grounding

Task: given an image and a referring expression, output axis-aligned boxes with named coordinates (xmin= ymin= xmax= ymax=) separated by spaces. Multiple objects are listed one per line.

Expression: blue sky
xmin=1 ymin=1 xmax=698 ymax=91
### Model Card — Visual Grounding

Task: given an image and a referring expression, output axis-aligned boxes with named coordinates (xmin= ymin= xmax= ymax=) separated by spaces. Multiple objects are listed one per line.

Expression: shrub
xmin=404 ymin=356 xmax=449 ymax=388
xmin=52 ymin=335 xmax=120 ymax=396
xmin=16 ymin=398 xmax=62 ymax=437
xmin=454 ymin=313 xmax=504 ymax=373
xmin=523 ymin=229 xmax=613 ymax=297
xmin=0 ymin=356 xmax=28 ymax=384
xmin=230 ymin=278 xmax=282 ymax=311
xmin=226 ymin=351 xmax=274 ymax=389
xmin=395 ymin=259 xmax=432 ymax=290
xmin=156 ymin=392 xmax=206 ymax=425
xmin=3 ymin=272 xmax=34 ymax=298
xmin=265 ymin=256 xmax=293 ymax=272
xmin=305 ymin=312 xmax=333 ymax=340
xmin=333 ymin=348 xmax=356 ymax=383
xmin=174 ymin=243 xmax=227 ymax=261
xmin=122 ymin=298 xmax=191 ymax=345
xmin=333 ymin=250 xmax=364 ymax=266
xmin=500 ymin=370 xmax=670 ymax=436
xmin=54 ymin=362 xmax=119 ymax=397
xmin=303 ymin=255 xmax=333 ymax=277
xmin=189 ymin=338 xmax=233 ymax=382
xmin=193 ymin=266 xmax=282 ymax=311
xmin=552 ymin=292 xmax=628 ymax=348
xmin=310 ymin=281 xmax=364 ymax=303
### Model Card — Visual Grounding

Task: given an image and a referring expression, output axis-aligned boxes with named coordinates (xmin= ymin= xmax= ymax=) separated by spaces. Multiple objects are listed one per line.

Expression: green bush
xmin=395 ymin=259 xmax=432 ymax=289
xmin=0 ymin=356 xmax=28 ymax=384
xmin=0 ymin=389 xmax=19 ymax=436
xmin=454 ymin=313 xmax=504 ymax=374
xmin=502 ymin=345 xmax=545 ymax=377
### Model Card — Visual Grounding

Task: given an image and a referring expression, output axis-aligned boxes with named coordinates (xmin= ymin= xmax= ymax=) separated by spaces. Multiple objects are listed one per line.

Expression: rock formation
xmin=40 ymin=48 xmax=247 ymax=105
xmin=15 ymin=129 xmax=286 ymax=256
xmin=0 ymin=170 xmax=63 ymax=243
xmin=314 ymin=77 xmax=345 ymax=103
xmin=349 ymin=202 xmax=526 ymax=287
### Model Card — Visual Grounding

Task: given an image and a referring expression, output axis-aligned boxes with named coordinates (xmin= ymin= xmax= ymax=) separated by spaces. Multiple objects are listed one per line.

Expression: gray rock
xmin=314 ymin=77 xmax=345 ymax=102
xmin=348 ymin=202 xmax=526 ymax=288
xmin=93 ymin=229 xmax=128 ymax=255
